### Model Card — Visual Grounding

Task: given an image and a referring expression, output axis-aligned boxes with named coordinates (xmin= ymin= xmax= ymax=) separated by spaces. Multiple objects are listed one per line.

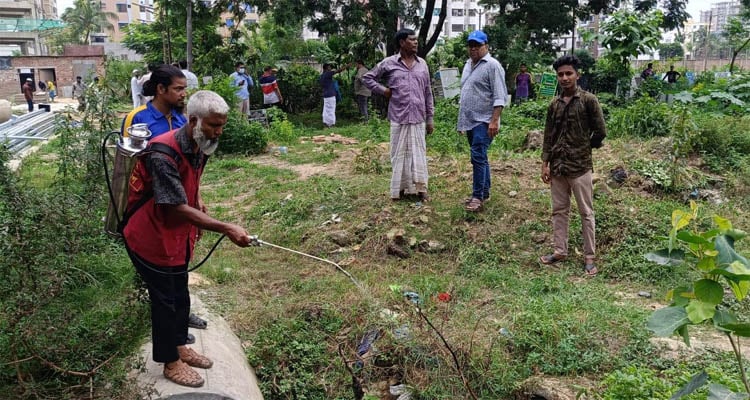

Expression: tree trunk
xmin=186 ymin=0 xmax=193 ymax=70
xmin=729 ymin=37 xmax=750 ymax=73
xmin=418 ymin=0 xmax=448 ymax=59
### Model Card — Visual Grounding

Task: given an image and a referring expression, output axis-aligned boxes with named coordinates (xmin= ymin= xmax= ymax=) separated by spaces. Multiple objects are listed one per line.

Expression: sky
xmin=55 ymin=0 xmax=717 ymax=21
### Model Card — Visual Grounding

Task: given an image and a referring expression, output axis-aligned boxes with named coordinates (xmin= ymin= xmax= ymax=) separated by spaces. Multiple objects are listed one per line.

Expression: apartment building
xmin=700 ymin=0 xmax=742 ymax=33
xmin=424 ymin=0 xmax=488 ymax=40
xmin=0 ymin=0 xmax=58 ymax=55
xmin=97 ymin=0 xmax=154 ymax=43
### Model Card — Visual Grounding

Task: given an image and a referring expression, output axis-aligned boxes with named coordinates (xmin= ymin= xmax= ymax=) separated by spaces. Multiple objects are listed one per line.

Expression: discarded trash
xmin=437 ymin=292 xmax=451 ymax=302
xmin=403 ymin=291 xmax=421 ymax=305
xmin=637 ymin=291 xmax=652 ymax=298
xmin=393 ymin=325 xmax=411 ymax=340
xmin=354 ymin=329 xmax=381 ymax=369
xmin=390 ymin=384 xmax=413 ymax=400
xmin=499 ymin=327 xmax=512 ymax=338
xmin=269 ymin=146 xmax=288 ymax=155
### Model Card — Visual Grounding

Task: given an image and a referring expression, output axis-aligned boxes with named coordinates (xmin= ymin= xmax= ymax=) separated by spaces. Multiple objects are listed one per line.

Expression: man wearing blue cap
xmin=457 ymin=30 xmax=507 ymax=212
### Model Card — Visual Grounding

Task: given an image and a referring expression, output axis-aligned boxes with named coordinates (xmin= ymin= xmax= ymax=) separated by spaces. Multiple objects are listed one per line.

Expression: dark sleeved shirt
xmin=146 ymin=126 xmax=206 ymax=206
xmin=542 ymin=87 xmax=606 ymax=178
xmin=320 ymin=70 xmax=336 ymax=98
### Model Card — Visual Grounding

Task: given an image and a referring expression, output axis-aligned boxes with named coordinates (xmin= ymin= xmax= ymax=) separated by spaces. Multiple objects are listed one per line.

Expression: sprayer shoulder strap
xmin=117 ymin=143 xmax=183 ymax=234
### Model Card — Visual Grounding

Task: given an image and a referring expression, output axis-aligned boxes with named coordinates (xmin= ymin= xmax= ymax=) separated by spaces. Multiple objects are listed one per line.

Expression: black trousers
xmin=26 ymin=99 xmax=33 ymax=112
xmin=128 ymin=250 xmax=190 ymax=363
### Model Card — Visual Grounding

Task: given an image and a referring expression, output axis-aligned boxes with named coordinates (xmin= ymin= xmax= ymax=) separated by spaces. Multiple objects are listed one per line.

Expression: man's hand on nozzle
xmin=247 ymin=235 xmax=261 ymax=247
xmin=225 ymin=224 xmax=252 ymax=247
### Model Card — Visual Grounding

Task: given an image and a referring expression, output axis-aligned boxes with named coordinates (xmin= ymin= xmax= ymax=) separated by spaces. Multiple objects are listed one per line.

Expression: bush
xmin=276 ymin=63 xmax=321 ymax=114
xmin=217 ymin=110 xmax=267 ymax=155
xmin=607 ymin=97 xmax=672 ymax=138
xmin=0 ymin=111 xmax=148 ymax=398
xmin=200 ymin=74 xmax=239 ymax=110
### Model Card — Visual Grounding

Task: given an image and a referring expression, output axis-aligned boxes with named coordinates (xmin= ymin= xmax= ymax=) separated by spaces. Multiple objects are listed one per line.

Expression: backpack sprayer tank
xmin=104 ymin=124 xmax=152 ymax=236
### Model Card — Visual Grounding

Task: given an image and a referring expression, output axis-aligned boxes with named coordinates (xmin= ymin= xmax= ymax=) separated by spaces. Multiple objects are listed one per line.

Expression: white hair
xmin=186 ymin=90 xmax=229 ymax=119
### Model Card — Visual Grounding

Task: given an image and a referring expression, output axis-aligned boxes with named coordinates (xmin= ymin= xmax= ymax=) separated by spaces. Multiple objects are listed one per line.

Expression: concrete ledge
xmin=136 ymin=296 xmax=264 ymax=400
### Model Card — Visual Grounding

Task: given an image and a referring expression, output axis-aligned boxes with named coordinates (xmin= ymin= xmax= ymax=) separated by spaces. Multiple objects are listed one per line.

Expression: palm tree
xmin=61 ymin=0 xmax=118 ymax=45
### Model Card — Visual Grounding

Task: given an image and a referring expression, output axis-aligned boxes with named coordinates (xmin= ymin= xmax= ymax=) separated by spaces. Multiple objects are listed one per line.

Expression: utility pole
xmin=703 ymin=11 xmax=712 ymax=72
xmin=186 ymin=0 xmax=193 ymax=70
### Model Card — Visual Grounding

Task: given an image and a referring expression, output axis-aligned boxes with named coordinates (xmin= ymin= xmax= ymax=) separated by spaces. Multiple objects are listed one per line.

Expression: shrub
xmin=217 ymin=110 xmax=267 ymax=155
xmin=607 ymin=97 xmax=672 ymax=138
xmin=276 ymin=63 xmax=321 ymax=114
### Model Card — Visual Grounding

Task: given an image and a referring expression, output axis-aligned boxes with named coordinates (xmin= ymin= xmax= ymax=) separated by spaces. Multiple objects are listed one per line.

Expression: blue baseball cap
xmin=467 ymin=30 xmax=488 ymax=44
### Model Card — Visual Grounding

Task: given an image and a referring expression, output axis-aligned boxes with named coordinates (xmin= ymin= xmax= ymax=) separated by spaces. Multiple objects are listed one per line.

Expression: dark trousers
xmin=26 ymin=99 xmax=33 ymax=112
xmin=128 ymin=251 xmax=190 ymax=363
xmin=466 ymin=123 xmax=493 ymax=200
xmin=356 ymin=95 xmax=369 ymax=120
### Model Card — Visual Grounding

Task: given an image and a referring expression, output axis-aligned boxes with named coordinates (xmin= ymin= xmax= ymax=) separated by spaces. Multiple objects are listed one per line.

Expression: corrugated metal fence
xmin=0 ymin=110 xmax=56 ymax=155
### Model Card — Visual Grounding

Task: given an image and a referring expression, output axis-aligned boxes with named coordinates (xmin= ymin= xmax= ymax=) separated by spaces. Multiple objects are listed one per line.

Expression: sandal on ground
xmin=188 ymin=313 xmax=207 ymax=329
xmin=178 ymin=346 xmax=213 ymax=369
xmin=539 ymin=254 xmax=566 ymax=265
xmin=418 ymin=192 xmax=431 ymax=203
xmin=186 ymin=333 xmax=195 ymax=345
xmin=465 ymin=198 xmax=483 ymax=212
xmin=164 ymin=360 xmax=204 ymax=387
xmin=464 ymin=196 xmax=490 ymax=205
xmin=584 ymin=262 xmax=598 ymax=276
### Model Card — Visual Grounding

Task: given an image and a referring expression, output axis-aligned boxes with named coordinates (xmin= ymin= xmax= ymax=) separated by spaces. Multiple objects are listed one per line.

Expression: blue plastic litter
xmin=403 ymin=291 xmax=421 ymax=305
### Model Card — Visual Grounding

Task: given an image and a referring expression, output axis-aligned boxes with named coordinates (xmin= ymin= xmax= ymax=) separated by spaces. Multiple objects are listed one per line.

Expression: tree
xmin=250 ymin=0 xmax=448 ymax=58
xmin=600 ymin=9 xmax=663 ymax=67
xmin=723 ymin=14 xmax=750 ymax=73
xmin=60 ymin=0 xmax=117 ymax=45
xmin=658 ymin=42 xmax=685 ymax=59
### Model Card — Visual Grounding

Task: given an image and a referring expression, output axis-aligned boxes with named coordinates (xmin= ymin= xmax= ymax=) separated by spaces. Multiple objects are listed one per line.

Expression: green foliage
xmin=600 ymin=9 xmax=664 ymax=68
xmin=58 ymin=0 xmax=116 ymax=45
xmin=589 ymin=56 xmax=632 ymax=94
xmin=659 ymin=42 xmax=686 ymax=59
xmin=694 ymin=114 xmax=750 ymax=171
xmin=607 ymin=96 xmax=672 ymax=139
xmin=276 ymin=63 xmax=321 ymax=114
xmin=0 ymin=105 xmax=147 ymax=397
xmin=428 ymin=98 xmax=464 ymax=156
xmin=246 ymin=308 xmax=347 ymax=399
xmin=199 ymin=74 xmax=238 ymax=110
xmin=104 ymin=58 xmax=144 ymax=102
xmin=217 ymin=111 xmax=267 ymax=156
xmin=646 ymin=202 xmax=750 ymax=396
xmin=265 ymin=108 xmax=298 ymax=145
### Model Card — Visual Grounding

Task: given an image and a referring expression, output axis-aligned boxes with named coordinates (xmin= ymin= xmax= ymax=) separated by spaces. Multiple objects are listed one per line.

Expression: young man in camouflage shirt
xmin=539 ymin=55 xmax=606 ymax=276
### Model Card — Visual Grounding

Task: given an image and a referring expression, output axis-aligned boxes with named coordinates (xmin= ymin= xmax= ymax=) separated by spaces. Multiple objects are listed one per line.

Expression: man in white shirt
xmin=131 ymin=69 xmax=143 ymax=108
xmin=179 ymin=60 xmax=199 ymax=90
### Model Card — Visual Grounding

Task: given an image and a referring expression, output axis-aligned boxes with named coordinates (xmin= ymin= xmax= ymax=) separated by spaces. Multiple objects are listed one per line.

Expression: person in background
xmin=353 ymin=60 xmax=372 ymax=121
xmin=457 ymin=30 xmax=507 ymax=213
xmin=514 ymin=63 xmax=532 ymax=103
xmin=123 ymin=90 xmax=256 ymax=388
xmin=72 ymin=76 xmax=86 ymax=111
xmin=121 ymin=65 xmax=187 ymax=139
xmin=131 ymin=69 xmax=142 ymax=108
xmin=139 ymin=63 xmax=159 ymax=104
xmin=640 ymin=63 xmax=654 ymax=80
xmin=663 ymin=65 xmax=681 ymax=84
xmin=362 ymin=28 xmax=435 ymax=202
xmin=539 ymin=55 xmax=606 ymax=277
xmin=320 ymin=63 xmax=350 ymax=127
xmin=22 ymin=78 xmax=34 ymax=113
xmin=179 ymin=60 xmax=200 ymax=90
xmin=259 ymin=66 xmax=283 ymax=108
xmin=47 ymin=80 xmax=56 ymax=103
xmin=229 ymin=62 xmax=254 ymax=114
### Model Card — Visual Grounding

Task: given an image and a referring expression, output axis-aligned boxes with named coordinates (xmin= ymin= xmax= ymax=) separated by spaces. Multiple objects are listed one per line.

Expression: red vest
xmin=123 ymin=130 xmax=203 ymax=267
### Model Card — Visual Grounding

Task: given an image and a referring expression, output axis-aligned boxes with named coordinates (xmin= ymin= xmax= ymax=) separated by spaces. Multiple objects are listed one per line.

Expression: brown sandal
xmin=465 ymin=198 xmax=483 ymax=212
xmin=178 ymin=346 xmax=214 ymax=369
xmin=539 ymin=254 xmax=566 ymax=265
xmin=164 ymin=360 xmax=204 ymax=387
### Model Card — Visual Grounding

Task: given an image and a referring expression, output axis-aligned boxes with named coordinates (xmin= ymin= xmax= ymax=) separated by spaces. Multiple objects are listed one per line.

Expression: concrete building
xmin=700 ymin=0 xmax=742 ymax=33
xmin=422 ymin=0 xmax=489 ymax=41
xmin=0 ymin=0 xmax=60 ymax=55
xmin=98 ymin=0 xmax=155 ymax=43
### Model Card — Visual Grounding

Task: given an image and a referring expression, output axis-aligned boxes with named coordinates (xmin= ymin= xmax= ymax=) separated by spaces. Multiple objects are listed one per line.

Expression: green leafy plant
xmin=217 ymin=111 xmax=267 ymax=156
xmin=646 ymin=202 xmax=750 ymax=398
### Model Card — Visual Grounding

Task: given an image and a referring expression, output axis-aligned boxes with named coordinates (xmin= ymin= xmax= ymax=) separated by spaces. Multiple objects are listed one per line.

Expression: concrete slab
xmin=136 ymin=296 xmax=264 ymax=400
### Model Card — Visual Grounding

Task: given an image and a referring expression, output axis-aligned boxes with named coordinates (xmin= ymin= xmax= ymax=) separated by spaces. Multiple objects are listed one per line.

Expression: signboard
xmin=539 ymin=73 xmax=558 ymax=97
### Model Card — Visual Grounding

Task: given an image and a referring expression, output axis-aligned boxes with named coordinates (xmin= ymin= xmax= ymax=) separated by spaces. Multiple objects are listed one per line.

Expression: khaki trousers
xmin=550 ymin=171 xmax=595 ymax=260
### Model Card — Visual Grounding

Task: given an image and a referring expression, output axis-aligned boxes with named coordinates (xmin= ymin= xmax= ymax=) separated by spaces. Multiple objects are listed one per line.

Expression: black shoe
xmin=188 ymin=313 xmax=207 ymax=329
xmin=186 ymin=333 xmax=195 ymax=345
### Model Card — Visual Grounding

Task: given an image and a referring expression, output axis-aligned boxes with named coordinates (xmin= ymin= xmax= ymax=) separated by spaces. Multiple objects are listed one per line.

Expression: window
xmin=468 ymin=9 xmax=476 ymax=16
xmin=432 ymin=8 xmax=441 ymax=16
xmin=225 ymin=18 xmax=234 ymax=27
xmin=243 ymin=19 xmax=256 ymax=27
xmin=116 ymin=4 xmax=127 ymax=12
xmin=452 ymin=9 xmax=463 ymax=16
xmin=118 ymin=22 xmax=128 ymax=28
xmin=451 ymin=24 xmax=463 ymax=32
xmin=467 ymin=24 xmax=476 ymax=31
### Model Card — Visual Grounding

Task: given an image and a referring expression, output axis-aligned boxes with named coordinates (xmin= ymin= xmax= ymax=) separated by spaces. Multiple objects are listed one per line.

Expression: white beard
xmin=193 ymin=122 xmax=219 ymax=155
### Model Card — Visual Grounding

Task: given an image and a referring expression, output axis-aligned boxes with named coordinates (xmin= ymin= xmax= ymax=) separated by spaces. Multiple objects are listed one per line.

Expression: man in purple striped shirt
xmin=362 ymin=28 xmax=435 ymax=202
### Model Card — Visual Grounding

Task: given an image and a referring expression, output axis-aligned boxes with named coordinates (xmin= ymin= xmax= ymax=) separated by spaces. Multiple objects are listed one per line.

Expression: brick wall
xmin=0 ymin=55 xmax=105 ymax=102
